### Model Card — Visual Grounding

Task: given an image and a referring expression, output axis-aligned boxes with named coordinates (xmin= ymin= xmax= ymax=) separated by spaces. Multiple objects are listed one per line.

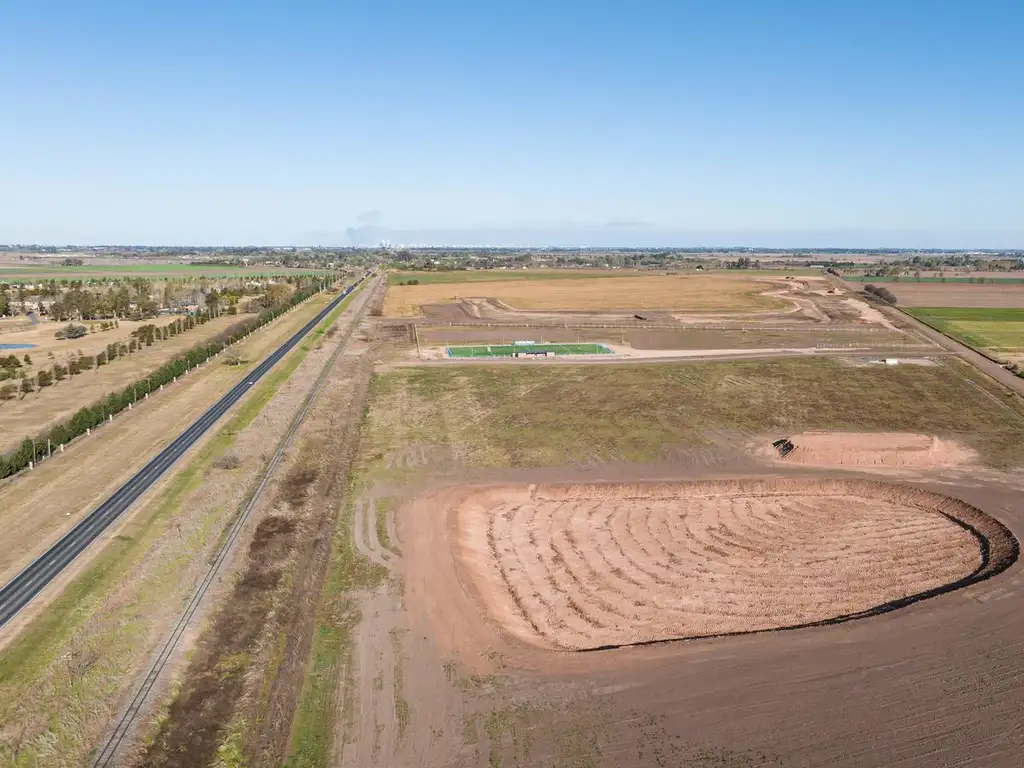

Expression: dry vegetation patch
xmin=365 ymin=358 xmax=1024 ymax=469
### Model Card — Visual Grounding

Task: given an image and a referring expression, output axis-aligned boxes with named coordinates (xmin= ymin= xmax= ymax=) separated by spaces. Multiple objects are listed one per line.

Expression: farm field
xmin=389 ymin=268 xmax=826 ymax=286
xmin=362 ymin=358 xmax=1024 ymax=468
xmin=847 ymin=275 xmax=1024 ymax=284
xmin=877 ymin=282 xmax=1024 ymax=308
xmin=906 ymin=307 xmax=1024 ymax=364
xmin=388 ymin=269 xmax=643 ymax=285
xmin=0 ymin=312 xmax=257 ymax=452
xmin=420 ymin=325 xmax=913 ymax=351
xmin=384 ymin=274 xmax=787 ymax=316
xmin=0 ymin=263 xmax=331 ymax=279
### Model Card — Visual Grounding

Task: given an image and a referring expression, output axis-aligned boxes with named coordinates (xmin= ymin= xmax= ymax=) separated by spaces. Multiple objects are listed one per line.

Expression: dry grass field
xmin=383 ymin=274 xmax=786 ymax=316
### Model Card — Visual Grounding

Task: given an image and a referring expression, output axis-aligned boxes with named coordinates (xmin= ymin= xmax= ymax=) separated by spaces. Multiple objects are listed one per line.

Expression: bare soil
xmin=762 ymin=431 xmax=978 ymax=469
xmin=886 ymin=283 xmax=1024 ymax=308
xmin=384 ymin=275 xmax=787 ymax=317
xmin=450 ymin=479 xmax=985 ymax=650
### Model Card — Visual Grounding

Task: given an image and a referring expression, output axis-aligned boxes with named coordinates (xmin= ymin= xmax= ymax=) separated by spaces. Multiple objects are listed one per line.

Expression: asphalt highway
xmin=0 ymin=271 xmax=372 ymax=630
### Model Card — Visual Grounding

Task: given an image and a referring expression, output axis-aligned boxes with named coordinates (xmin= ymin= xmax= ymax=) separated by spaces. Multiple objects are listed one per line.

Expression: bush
xmin=0 ymin=384 xmax=16 ymax=401
xmin=213 ymin=454 xmax=242 ymax=470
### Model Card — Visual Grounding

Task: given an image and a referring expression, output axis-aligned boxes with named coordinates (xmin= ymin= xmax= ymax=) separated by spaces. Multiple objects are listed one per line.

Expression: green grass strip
xmin=447 ymin=343 xmax=612 ymax=358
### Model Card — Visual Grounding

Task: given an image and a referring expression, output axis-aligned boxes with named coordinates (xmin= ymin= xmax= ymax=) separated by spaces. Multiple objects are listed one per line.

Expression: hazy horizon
xmin=6 ymin=227 xmax=1024 ymax=252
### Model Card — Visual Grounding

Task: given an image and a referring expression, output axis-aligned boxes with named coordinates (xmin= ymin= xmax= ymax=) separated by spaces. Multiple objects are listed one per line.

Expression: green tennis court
xmin=446 ymin=342 xmax=613 ymax=358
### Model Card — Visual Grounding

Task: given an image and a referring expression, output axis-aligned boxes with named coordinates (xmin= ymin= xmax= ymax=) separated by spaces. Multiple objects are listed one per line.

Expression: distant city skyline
xmin=2 ymin=1 xmax=1022 ymax=247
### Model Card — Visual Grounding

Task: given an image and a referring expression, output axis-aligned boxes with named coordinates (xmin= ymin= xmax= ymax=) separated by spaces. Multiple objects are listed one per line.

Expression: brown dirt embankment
xmin=763 ymin=431 xmax=977 ymax=469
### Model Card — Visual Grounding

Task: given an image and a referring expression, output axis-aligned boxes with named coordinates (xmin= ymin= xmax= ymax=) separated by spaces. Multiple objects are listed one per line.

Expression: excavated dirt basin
xmin=452 ymin=478 xmax=1013 ymax=650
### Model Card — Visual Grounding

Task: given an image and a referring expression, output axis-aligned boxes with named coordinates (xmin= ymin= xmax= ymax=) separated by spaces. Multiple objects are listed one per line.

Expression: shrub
xmin=213 ymin=454 xmax=242 ymax=470
xmin=281 ymin=464 xmax=317 ymax=507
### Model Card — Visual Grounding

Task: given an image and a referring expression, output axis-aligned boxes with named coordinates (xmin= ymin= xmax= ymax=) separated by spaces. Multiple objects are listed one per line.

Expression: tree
xmin=23 ymin=354 xmax=31 ymax=365
xmin=55 ymin=323 xmax=87 ymax=340
xmin=53 ymin=364 xmax=67 ymax=383
xmin=205 ymin=289 xmax=221 ymax=315
xmin=0 ymin=383 xmax=16 ymax=401
xmin=19 ymin=376 xmax=33 ymax=398
xmin=96 ymin=351 xmax=107 ymax=367
xmin=37 ymin=369 xmax=53 ymax=388
xmin=264 ymin=283 xmax=292 ymax=306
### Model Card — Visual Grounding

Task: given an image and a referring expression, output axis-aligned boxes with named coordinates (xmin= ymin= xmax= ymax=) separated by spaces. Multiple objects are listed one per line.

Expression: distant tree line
xmin=0 ymin=280 xmax=330 ymax=478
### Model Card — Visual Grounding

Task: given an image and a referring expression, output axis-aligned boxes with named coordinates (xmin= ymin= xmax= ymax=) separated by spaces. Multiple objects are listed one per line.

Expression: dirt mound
xmin=768 ymin=431 xmax=976 ymax=468
xmin=452 ymin=479 xmax=994 ymax=651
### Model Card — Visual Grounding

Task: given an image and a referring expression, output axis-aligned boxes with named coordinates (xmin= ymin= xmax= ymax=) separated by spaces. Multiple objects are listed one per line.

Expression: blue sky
xmin=1 ymin=1 xmax=1022 ymax=247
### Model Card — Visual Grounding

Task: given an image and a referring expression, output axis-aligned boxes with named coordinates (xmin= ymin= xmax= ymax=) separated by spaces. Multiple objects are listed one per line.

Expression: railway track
xmin=0 ymin=271 xmax=375 ymax=631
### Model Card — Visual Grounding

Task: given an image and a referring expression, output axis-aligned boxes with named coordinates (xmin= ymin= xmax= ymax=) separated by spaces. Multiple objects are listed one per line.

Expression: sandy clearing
xmin=842 ymin=296 xmax=898 ymax=329
xmin=762 ymin=431 xmax=978 ymax=469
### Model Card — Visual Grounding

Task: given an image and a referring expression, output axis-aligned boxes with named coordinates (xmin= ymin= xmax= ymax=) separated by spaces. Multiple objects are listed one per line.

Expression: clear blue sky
xmin=2 ymin=1 xmax=1022 ymax=247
